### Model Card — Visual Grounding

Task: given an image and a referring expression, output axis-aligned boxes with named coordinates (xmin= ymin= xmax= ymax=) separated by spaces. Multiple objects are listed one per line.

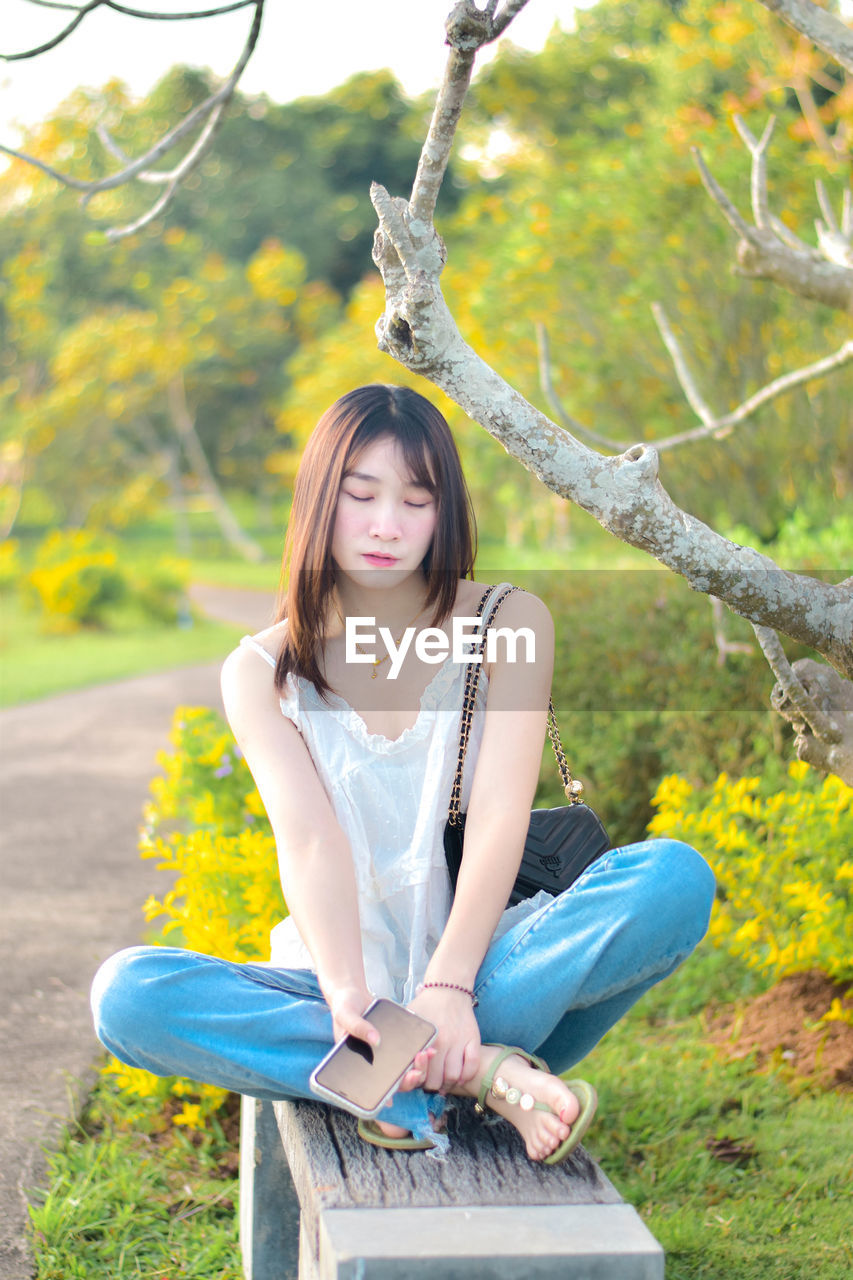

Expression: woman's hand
xmin=325 ymin=984 xmax=379 ymax=1048
xmin=407 ymin=986 xmax=481 ymax=1094
xmin=326 ymin=983 xmax=437 ymax=1096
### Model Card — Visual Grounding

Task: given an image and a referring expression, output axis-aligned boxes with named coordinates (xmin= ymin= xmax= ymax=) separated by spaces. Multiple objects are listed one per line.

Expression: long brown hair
xmin=274 ymin=384 xmax=476 ymax=697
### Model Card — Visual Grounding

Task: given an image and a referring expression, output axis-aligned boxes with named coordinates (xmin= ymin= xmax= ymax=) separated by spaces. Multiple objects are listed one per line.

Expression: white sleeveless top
xmin=239 ymin=584 xmax=551 ymax=1003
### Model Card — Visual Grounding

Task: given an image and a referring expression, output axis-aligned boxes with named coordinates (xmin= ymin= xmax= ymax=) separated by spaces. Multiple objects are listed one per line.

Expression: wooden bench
xmin=239 ymin=1095 xmax=664 ymax=1279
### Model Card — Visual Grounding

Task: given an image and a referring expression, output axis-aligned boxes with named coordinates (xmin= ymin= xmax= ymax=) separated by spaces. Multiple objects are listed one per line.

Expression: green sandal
xmin=475 ymin=1044 xmax=598 ymax=1165
xmin=357 ymin=1118 xmax=436 ymax=1151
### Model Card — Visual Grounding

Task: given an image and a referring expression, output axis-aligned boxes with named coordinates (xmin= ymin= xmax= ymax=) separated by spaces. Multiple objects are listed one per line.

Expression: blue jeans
xmin=91 ymin=839 xmax=714 ymax=1152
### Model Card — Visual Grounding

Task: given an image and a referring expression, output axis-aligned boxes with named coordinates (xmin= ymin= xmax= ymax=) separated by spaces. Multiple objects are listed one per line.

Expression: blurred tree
xmin=446 ymin=0 xmax=850 ymax=534
xmin=0 ymin=218 xmax=336 ymax=541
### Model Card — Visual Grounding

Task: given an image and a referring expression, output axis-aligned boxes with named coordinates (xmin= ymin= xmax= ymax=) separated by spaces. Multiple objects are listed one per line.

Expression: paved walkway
xmin=0 ymin=587 xmax=273 ymax=1279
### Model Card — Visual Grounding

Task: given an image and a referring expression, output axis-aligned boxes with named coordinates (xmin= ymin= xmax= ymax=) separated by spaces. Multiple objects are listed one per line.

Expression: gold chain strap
xmin=446 ymin=586 xmax=585 ymax=827
xmin=447 ymin=586 xmax=492 ymax=826
xmin=546 ymin=698 xmax=585 ymax=802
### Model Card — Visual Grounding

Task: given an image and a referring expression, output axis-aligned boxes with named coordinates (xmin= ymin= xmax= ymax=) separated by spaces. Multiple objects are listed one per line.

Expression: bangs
xmin=396 ymin=430 xmax=437 ymax=494
xmin=349 ymin=418 xmax=437 ymax=494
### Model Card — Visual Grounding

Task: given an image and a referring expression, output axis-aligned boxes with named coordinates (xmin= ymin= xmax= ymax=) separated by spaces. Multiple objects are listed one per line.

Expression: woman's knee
xmin=640 ymin=837 xmax=716 ymax=942
xmin=90 ymin=945 xmax=172 ymax=1049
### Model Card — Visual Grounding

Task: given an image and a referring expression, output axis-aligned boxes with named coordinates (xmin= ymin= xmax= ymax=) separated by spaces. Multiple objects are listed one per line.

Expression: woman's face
xmin=330 ymin=435 xmax=437 ymax=590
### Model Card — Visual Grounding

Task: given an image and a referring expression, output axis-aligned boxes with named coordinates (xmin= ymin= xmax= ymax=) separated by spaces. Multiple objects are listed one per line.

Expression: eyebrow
xmin=345 ymin=470 xmax=431 ymax=489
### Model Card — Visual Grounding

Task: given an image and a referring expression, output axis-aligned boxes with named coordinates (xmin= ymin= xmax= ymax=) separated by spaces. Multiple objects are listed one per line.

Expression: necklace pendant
xmin=371 ymin=667 xmax=378 ymax=680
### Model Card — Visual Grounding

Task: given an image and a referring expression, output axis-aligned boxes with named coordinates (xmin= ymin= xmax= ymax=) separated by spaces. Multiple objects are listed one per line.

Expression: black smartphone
xmin=309 ymin=997 xmax=437 ymax=1119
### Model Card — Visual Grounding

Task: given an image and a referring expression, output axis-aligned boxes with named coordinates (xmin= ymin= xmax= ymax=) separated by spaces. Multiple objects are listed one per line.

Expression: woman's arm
xmin=220 ymin=643 xmax=377 ymax=1046
xmin=414 ymin=590 xmax=555 ymax=1089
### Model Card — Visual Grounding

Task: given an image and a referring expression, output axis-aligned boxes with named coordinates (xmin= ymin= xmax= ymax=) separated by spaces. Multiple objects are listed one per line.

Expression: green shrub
xmin=140 ymin=706 xmax=283 ymax=964
xmin=133 ymin=555 xmax=190 ymax=624
xmin=525 ymin=570 xmax=797 ymax=846
xmin=22 ymin=530 xmax=191 ymax=631
xmin=105 ymin=706 xmax=281 ymax=1130
xmin=725 ymin=510 xmax=853 ymax=572
xmin=26 ymin=530 xmax=127 ymax=632
xmin=650 ymin=761 xmax=853 ymax=996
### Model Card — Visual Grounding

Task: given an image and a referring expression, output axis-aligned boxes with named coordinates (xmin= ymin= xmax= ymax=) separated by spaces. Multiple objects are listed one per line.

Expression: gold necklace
xmin=336 ymin=602 xmax=425 ymax=679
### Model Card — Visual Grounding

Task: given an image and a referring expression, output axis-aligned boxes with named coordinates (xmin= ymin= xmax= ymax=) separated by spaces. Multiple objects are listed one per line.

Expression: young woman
xmin=92 ymin=384 xmax=715 ymax=1160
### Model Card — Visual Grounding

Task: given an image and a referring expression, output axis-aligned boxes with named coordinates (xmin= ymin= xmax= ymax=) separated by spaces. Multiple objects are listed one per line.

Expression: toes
xmin=543 ymin=1079 xmax=579 ymax=1126
xmin=526 ymin=1114 xmax=570 ymax=1162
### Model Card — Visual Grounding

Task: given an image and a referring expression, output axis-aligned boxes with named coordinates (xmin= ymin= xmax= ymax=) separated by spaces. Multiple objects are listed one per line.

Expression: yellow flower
xmin=734 ymin=918 xmax=761 ymax=944
xmin=172 ymin=1102 xmax=203 ymax=1128
xmin=821 ymin=998 xmax=853 ymax=1026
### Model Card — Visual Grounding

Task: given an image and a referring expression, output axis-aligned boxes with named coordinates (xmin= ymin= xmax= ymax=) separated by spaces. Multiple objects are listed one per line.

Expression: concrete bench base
xmin=240 ymin=1096 xmax=664 ymax=1280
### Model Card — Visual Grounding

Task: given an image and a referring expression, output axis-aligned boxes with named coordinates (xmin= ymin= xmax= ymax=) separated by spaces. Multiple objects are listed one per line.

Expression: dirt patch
xmin=708 ymin=970 xmax=853 ymax=1091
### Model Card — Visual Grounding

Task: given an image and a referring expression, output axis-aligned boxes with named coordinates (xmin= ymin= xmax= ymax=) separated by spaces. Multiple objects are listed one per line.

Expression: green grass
xmin=0 ymin=596 xmax=243 ymax=707
xmin=579 ymin=941 xmax=853 ymax=1279
xmin=29 ymin=1079 xmax=242 ymax=1280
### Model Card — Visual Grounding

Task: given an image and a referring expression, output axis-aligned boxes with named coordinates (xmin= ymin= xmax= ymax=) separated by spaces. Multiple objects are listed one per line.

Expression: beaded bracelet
xmin=418 ymin=980 xmax=479 ymax=1008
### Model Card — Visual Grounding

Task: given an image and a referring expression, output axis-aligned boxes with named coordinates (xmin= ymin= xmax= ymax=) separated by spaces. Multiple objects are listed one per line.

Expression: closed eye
xmin=343 ymin=490 xmax=430 ymax=508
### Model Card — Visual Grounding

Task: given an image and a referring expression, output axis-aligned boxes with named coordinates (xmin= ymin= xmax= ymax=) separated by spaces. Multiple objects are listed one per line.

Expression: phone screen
xmin=311 ymin=998 xmax=436 ymax=1114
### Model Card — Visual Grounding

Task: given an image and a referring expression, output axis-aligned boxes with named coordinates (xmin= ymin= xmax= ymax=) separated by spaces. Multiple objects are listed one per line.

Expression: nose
xmin=369 ymin=500 xmax=402 ymax=541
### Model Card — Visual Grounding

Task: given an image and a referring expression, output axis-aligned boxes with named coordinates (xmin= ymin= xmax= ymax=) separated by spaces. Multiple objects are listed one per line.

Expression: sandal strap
xmin=476 ymin=1044 xmax=550 ymax=1114
xmin=357 ymin=1118 xmax=436 ymax=1151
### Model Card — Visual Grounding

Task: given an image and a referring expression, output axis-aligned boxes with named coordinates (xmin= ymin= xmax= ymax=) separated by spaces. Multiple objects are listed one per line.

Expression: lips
xmin=362 ymin=553 xmax=399 ymax=566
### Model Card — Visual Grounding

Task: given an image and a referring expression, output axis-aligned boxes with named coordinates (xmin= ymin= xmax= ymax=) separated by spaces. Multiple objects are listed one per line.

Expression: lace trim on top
xmin=240 ymin=582 xmax=506 ymax=755
xmin=298 ymin=656 xmax=475 ymax=755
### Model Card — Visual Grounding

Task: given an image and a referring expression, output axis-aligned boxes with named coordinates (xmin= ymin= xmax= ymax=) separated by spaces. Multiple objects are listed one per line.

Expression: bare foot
xmin=454 ymin=1047 xmax=580 ymax=1161
xmin=371 ymin=1049 xmax=435 ymax=1138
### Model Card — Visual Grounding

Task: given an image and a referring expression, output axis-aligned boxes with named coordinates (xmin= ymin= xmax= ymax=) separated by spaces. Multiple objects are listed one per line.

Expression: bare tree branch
xmin=1 ymin=0 xmax=264 ymax=238
xmin=733 ymin=113 xmax=776 ymax=230
xmin=534 ymin=324 xmax=623 ymax=451
xmin=3 ymin=1 xmax=89 ymax=59
xmin=754 ymin=624 xmax=841 ymax=739
xmin=537 ymin=316 xmax=852 ymax=455
xmin=650 ymin=303 xmax=715 ymax=428
xmin=711 ymin=597 xmax=755 ymax=667
xmin=753 ymin=625 xmax=853 ymax=785
xmin=694 ymin=125 xmax=853 ymax=312
xmin=652 ymin=336 xmax=853 ymax=451
xmin=768 ymin=211 xmax=812 ymax=254
xmin=691 ymin=147 xmax=757 ymax=241
xmin=752 ymin=0 xmax=853 ymax=77
xmin=373 ymin=182 xmax=853 ymax=674
xmin=409 ymin=0 xmax=531 ymax=226
xmin=815 ymin=180 xmax=853 ymax=267
xmin=2 ymin=0 xmax=256 ymax=59
xmin=491 ymin=0 xmax=532 ymax=39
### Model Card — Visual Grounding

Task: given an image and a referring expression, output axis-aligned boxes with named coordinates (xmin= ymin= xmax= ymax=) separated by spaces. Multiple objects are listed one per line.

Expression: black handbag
xmin=443 ymin=586 xmax=611 ymax=907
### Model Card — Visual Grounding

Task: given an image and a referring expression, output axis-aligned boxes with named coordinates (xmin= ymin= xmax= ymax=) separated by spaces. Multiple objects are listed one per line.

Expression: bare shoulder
xmin=220 ymin=620 xmax=288 ymax=727
xmin=456 ymin=581 xmax=553 ymax=684
xmin=492 ymin=585 xmax=552 ymax=632
xmin=456 ymin=580 xmax=552 ymax=631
